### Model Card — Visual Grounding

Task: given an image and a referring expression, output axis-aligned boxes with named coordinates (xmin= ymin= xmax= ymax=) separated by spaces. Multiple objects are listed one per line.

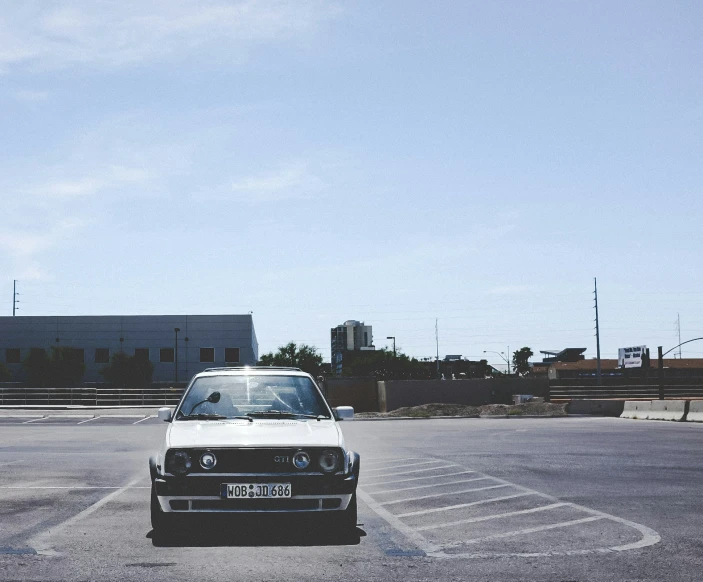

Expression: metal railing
xmin=0 ymin=387 xmax=184 ymax=406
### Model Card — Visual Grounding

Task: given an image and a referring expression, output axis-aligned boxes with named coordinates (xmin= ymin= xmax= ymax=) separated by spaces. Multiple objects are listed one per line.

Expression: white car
xmin=149 ymin=367 xmax=359 ymax=538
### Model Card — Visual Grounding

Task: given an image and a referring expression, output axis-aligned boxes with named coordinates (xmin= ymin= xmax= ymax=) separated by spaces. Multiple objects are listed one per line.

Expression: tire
xmin=151 ymin=483 xmax=174 ymax=538
xmin=343 ymin=492 xmax=358 ymax=532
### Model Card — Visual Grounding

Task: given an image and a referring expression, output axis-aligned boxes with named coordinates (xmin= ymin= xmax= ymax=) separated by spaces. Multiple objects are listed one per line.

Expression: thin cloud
xmin=0 ymin=1 xmax=339 ymax=70
xmin=30 ymin=165 xmax=150 ymax=199
xmin=231 ymin=160 xmax=326 ymax=202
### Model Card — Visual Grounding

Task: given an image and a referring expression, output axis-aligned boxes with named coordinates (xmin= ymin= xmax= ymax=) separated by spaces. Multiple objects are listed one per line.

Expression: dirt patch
xmin=355 ymin=401 xmax=568 ymax=419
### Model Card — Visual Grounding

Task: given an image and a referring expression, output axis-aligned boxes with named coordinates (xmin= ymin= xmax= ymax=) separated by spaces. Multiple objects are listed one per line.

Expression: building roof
xmin=551 ymin=358 xmax=703 ymax=371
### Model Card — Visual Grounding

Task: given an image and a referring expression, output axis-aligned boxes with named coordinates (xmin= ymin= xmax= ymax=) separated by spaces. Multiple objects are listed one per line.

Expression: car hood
xmin=166 ymin=418 xmax=343 ymax=449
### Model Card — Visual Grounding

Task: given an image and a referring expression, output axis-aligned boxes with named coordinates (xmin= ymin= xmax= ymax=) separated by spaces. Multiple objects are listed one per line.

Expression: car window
xmin=177 ymin=375 xmax=330 ymax=418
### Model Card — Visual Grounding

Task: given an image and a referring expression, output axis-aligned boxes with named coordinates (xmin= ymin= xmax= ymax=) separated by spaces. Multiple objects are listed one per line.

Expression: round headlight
xmin=319 ymin=449 xmax=339 ymax=473
xmin=200 ymin=452 xmax=217 ymax=470
xmin=293 ymin=451 xmax=310 ymax=470
xmin=169 ymin=451 xmax=192 ymax=476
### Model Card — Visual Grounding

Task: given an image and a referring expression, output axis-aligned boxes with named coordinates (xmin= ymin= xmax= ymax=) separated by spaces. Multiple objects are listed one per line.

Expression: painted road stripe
xmin=416 ymin=502 xmax=568 ymax=531
xmin=364 ymin=457 xmax=426 ymax=466
xmin=0 ymin=460 xmax=24 ymax=467
xmin=27 ymin=475 xmax=144 ymax=556
xmin=21 ymin=417 xmax=47 ymax=424
xmin=441 ymin=515 xmax=606 ymax=549
xmin=379 ymin=484 xmax=512 ymax=506
xmin=364 ymin=464 xmax=457 ymax=480
xmin=0 ymin=486 xmax=150 ymax=489
xmin=374 ymin=477 xmax=491 ymax=495
xmin=396 ymin=492 xmax=537 ymax=518
xmin=365 ymin=470 xmax=477 ymax=488
xmin=365 ymin=460 xmax=446 ymax=473
xmin=132 ymin=416 xmax=154 ymax=424
xmin=76 ymin=417 xmax=98 ymax=425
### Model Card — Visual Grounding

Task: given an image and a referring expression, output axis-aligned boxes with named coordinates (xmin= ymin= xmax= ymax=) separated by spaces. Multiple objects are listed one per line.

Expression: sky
xmin=1 ymin=0 xmax=702 ymax=370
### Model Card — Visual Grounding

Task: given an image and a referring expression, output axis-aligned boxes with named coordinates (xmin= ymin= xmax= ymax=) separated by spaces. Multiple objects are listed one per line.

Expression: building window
xmin=73 ymin=348 xmax=85 ymax=364
xmin=95 ymin=348 xmax=110 ymax=364
xmin=200 ymin=347 xmax=215 ymax=363
xmin=6 ymin=348 xmax=21 ymax=364
xmin=160 ymin=348 xmax=175 ymax=363
xmin=134 ymin=348 xmax=150 ymax=360
xmin=224 ymin=347 xmax=240 ymax=363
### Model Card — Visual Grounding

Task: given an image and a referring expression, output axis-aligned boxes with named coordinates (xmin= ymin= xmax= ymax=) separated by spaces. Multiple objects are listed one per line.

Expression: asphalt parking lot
xmin=0 ymin=414 xmax=701 ymax=581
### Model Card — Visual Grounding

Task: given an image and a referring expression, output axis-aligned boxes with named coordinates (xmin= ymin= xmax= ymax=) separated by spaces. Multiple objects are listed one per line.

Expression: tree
xmin=512 ymin=347 xmax=534 ymax=376
xmin=22 ymin=347 xmax=86 ymax=387
xmin=258 ymin=342 xmax=324 ymax=377
xmin=100 ymin=352 xmax=154 ymax=388
xmin=342 ymin=348 xmax=431 ymax=380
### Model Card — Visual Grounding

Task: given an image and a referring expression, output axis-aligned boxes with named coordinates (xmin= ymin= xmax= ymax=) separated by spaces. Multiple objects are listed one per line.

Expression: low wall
xmin=567 ymin=400 xmax=625 ymax=416
xmin=324 ymin=377 xmax=378 ymax=413
xmin=379 ymin=378 xmax=549 ymax=412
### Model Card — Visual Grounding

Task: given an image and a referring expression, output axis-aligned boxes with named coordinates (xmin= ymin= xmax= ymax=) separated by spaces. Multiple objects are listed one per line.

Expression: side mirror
xmin=158 ymin=407 xmax=173 ymax=422
xmin=334 ymin=406 xmax=354 ymax=420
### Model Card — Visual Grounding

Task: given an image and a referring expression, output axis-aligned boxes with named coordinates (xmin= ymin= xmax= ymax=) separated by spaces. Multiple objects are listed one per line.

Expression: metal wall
xmin=0 ymin=315 xmax=258 ymax=384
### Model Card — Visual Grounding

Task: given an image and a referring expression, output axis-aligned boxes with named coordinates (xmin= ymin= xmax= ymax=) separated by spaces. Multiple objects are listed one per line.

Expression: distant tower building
xmin=330 ymin=320 xmax=374 ymax=376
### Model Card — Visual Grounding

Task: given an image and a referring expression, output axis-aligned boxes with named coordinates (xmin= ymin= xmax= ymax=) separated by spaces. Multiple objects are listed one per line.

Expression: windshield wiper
xmin=246 ymin=411 xmax=329 ymax=421
xmin=294 ymin=413 xmax=331 ymax=421
xmin=178 ymin=413 xmax=228 ymax=421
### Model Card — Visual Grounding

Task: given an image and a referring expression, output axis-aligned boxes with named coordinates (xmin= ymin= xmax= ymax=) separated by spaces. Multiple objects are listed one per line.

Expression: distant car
xmin=149 ymin=367 xmax=359 ymax=538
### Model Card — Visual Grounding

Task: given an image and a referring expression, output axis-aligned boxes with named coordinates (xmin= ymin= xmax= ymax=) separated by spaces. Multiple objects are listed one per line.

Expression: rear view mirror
xmin=158 ymin=407 xmax=172 ymax=422
xmin=334 ymin=406 xmax=354 ymax=420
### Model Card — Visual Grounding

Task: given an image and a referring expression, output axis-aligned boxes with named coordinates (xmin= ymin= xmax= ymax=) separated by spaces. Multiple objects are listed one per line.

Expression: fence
xmin=550 ymin=382 xmax=703 ymax=401
xmin=0 ymin=386 xmax=184 ymax=406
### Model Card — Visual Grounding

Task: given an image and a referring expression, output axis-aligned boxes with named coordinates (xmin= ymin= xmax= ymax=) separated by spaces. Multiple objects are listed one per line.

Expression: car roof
xmin=195 ymin=366 xmax=312 ymax=378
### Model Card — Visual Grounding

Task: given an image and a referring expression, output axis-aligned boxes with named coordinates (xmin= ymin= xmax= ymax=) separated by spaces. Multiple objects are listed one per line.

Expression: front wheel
xmin=342 ymin=492 xmax=358 ymax=531
xmin=151 ymin=483 xmax=175 ymax=539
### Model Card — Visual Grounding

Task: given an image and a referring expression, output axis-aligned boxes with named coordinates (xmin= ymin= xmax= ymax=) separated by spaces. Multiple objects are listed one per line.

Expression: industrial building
xmin=330 ymin=320 xmax=374 ymax=375
xmin=0 ymin=315 xmax=258 ymax=384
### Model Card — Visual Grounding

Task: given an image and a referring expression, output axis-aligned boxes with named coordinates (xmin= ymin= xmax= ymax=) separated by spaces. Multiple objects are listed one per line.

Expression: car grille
xmin=176 ymin=447 xmax=342 ymax=474
xmin=190 ymin=499 xmax=321 ymax=511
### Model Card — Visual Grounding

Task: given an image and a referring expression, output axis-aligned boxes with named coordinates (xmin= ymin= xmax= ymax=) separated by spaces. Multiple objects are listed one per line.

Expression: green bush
xmin=100 ymin=352 xmax=154 ymax=388
xmin=0 ymin=362 xmax=11 ymax=382
xmin=22 ymin=347 xmax=86 ymax=387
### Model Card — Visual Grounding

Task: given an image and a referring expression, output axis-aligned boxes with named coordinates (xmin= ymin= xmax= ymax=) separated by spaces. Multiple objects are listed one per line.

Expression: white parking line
xmin=364 ymin=457 xmax=426 ymax=466
xmin=132 ymin=416 xmax=154 ymax=424
xmin=379 ymin=483 xmax=511 ymax=506
xmin=396 ymin=492 xmax=537 ymax=518
xmin=365 ymin=470 xmax=477 ymax=487
xmin=365 ymin=460 xmax=446 ymax=473
xmin=22 ymin=417 xmax=47 ymax=424
xmin=364 ymin=464 xmax=457 ymax=480
xmin=0 ymin=460 xmax=24 ymax=467
xmin=441 ymin=515 xmax=606 ymax=549
xmin=27 ymin=475 xmax=144 ymax=556
xmin=76 ymin=417 xmax=98 ymax=425
xmin=0 ymin=485 xmax=150 ymax=489
xmin=374 ymin=477 xmax=491 ymax=495
xmin=416 ymin=502 xmax=568 ymax=531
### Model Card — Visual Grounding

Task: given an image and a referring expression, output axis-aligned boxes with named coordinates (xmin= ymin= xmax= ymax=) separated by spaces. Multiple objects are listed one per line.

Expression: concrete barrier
xmin=686 ymin=400 xmax=703 ymax=422
xmin=620 ymin=401 xmax=651 ymax=420
xmin=648 ymin=400 xmax=688 ymax=421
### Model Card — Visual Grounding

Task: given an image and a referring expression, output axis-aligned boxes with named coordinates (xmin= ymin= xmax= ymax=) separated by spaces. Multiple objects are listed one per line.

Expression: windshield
xmin=176 ymin=374 xmax=331 ymax=419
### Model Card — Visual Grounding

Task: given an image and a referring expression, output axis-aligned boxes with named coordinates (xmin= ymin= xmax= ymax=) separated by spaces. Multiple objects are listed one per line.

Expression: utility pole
xmin=594 ymin=278 xmax=602 ymax=386
xmin=507 ymin=345 xmax=511 ymax=375
xmin=12 ymin=280 xmax=19 ymax=316
xmin=676 ymin=314 xmax=682 ymax=358
xmin=435 ymin=318 xmax=440 ymax=378
xmin=174 ymin=328 xmax=180 ymax=383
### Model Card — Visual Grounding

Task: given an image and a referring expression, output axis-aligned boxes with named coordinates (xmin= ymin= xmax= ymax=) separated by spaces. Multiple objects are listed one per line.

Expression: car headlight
xmin=166 ymin=451 xmax=192 ymax=476
xmin=319 ymin=449 xmax=339 ymax=473
xmin=293 ymin=451 xmax=310 ymax=470
xmin=200 ymin=452 xmax=217 ymax=470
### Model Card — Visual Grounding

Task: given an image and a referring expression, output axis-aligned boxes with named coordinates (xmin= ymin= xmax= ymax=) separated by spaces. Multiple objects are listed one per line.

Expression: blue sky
xmin=2 ymin=1 xmax=702 ymax=369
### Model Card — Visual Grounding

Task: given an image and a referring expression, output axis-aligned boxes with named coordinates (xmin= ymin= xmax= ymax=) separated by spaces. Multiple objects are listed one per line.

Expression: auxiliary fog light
xmin=319 ymin=449 xmax=339 ymax=473
xmin=293 ymin=451 xmax=310 ymax=470
xmin=200 ymin=452 xmax=217 ymax=470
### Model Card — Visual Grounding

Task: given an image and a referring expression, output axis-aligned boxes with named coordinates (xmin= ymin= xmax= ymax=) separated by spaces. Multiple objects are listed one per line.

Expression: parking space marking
xmin=416 ymin=502 xmax=568 ymax=531
xmin=364 ymin=457 xmax=426 ymax=466
xmin=27 ymin=475 xmax=144 ymax=556
xmin=379 ymin=483 xmax=511 ymax=506
xmin=396 ymin=492 xmax=536 ymax=518
xmin=0 ymin=460 xmax=24 ymax=467
xmin=359 ymin=455 xmax=661 ymax=560
xmin=365 ymin=460 xmax=447 ymax=473
xmin=364 ymin=464 xmax=459 ymax=480
xmin=76 ymin=417 xmax=98 ymax=425
xmin=367 ymin=470 xmax=477 ymax=487
xmin=0 ymin=485 xmax=150 ymax=489
xmin=132 ymin=416 xmax=154 ymax=424
xmin=442 ymin=516 xmax=606 ymax=550
xmin=21 ymin=417 xmax=47 ymax=424
xmin=375 ymin=476 xmax=491 ymax=494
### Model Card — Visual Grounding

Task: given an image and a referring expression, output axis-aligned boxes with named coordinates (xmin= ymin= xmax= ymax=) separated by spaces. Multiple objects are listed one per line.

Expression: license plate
xmin=222 ymin=483 xmax=292 ymax=499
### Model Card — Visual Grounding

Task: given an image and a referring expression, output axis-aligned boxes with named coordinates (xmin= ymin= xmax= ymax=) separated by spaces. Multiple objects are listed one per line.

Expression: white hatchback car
xmin=149 ymin=367 xmax=359 ymax=537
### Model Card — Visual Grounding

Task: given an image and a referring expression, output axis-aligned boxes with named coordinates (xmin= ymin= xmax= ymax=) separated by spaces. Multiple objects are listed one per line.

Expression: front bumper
xmin=154 ymin=473 xmax=357 ymax=514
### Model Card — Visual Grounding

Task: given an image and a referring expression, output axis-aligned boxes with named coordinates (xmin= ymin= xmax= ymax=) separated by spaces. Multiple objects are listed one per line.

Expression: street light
xmin=387 ymin=336 xmax=396 ymax=357
xmin=174 ymin=328 xmax=180 ymax=383
xmin=483 ymin=350 xmax=511 ymax=375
